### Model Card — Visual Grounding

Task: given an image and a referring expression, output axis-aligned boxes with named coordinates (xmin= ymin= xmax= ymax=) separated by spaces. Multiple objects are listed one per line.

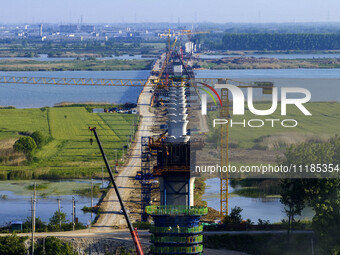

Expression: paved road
xmin=92 ymin=55 xmax=165 ymax=231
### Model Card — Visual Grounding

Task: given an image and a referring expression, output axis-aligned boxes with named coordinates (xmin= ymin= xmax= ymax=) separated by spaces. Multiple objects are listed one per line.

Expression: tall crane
xmin=216 ymin=80 xmax=273 ymax=220
xmin=157 ymin=29 xmax=200 ymax=82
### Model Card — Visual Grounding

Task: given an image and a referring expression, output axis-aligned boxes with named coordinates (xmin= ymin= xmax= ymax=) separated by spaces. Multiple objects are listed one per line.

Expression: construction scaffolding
xmin=140 ymin=136 xmax=154 ymax=221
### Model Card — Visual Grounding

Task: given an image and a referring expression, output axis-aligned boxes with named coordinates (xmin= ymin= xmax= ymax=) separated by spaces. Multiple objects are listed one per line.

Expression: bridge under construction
xmin=0 ymin=29 xmax=274 ymax=255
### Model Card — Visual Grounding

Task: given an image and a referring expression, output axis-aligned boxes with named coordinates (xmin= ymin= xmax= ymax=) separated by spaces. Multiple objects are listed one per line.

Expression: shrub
xmin=30 ymin=131 xmax=45 ymax=149
xmin=223 ymin=206 xmax=243 ymax=225
xmin=132 ymin=221 xmax=151 ymax=230
xmin=35 ymin=237 xmax=76 ymax=255
xmin=0 ymin=234 xmax=27 ymax=255
xmin=13 ymin=137 xmax=37 ymax=161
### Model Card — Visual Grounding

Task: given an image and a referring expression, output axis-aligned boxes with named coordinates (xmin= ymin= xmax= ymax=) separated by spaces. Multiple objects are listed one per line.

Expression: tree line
xmin=196 ymin=33 xmax=340 ymax=50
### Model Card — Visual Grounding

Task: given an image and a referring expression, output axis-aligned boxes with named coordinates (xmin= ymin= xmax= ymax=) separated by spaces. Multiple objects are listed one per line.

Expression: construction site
xmin=2 ymin=0 xmax=340 ymax=252
xmin=0 ymin=29 xmax=278 ymax=255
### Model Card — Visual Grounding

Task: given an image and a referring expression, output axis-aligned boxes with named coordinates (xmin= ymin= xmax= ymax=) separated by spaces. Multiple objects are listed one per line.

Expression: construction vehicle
xmin=89 ymin=127 xmax=144 ymax=255
xmin=148 ymin=129 xmax=168 ymax=149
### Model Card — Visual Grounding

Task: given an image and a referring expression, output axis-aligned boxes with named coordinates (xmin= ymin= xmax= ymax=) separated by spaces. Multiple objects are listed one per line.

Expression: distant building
xmin=80 ymin=25 xmax=95 ymax=33
xmin=59 ymin=25 xmax=78 ymax=33
xmin=185 ymin=42 xmax=195 ymax=54
xmin=39 ymin=24 xmax=43 ymax=37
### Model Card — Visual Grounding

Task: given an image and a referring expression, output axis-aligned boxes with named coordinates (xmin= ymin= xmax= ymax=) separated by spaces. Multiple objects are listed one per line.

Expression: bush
xmin=22 ymin=217 xmax=48 ymax=233
xmin=132 ymin=221 xmax=151 ymax=230
xmin=0 ymin=234 xmax=27 ymax=255
xmin=223 ymin=206 xmax=243 ymax=225
xmin=30 ymin=131 xmax=45 ymax=149
xmin=13 ymin=136 xmax=37 ymax=161
xmin=35 ymin=237 xmax=76 ymax=255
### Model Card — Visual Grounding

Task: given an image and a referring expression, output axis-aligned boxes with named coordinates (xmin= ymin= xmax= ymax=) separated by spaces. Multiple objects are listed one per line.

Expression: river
xmin=0 ymin=179 xmax=108 ymax=227
xmin=0 ymin=54 xmax=156 ymax=62
xmin=202 ymin=178 xmax=314 ymax=223
xmin=0 ymin=68 xmax=339 ymax=108
xmin=196 ymin=69 xmax=340 ymax=102
xmin=200 ymin=53 xmax=340 ymax=59
xmin=0 ymin=70 xmax=148 ymax=108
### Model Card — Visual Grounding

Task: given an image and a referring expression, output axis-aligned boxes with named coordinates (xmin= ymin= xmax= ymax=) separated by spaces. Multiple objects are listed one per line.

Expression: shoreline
xmin=0 ymin=58 xmax=153 ymax=71
xmin=193 ymin=55 xmax=340 ymax=70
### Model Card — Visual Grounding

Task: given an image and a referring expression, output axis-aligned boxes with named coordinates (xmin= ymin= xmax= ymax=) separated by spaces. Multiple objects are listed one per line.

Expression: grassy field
xmin=207 ymin=102 xmax=340 ymax=149
xmin=0 ymin=106 xmax=138 ymax=179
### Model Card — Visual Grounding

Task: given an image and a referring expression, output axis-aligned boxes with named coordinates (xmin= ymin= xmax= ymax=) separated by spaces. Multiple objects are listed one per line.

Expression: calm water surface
xmin=199 ymin=53 xmax=340 ymax=59
xmin=203 ymin=178 xmax=314 ymax=223
xmin=0 ymin=179 xmax=108 ymax=226
xmin=0 ymin=69 xmax=339 ymax=108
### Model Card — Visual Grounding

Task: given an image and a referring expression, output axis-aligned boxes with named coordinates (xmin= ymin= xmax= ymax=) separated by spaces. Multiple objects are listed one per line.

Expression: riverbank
xmin=0 ymin=58 xmax=153 ymax=71
xmin=193 ymin=56 xmax=340 ymax=69
xmin=200 ymin=49 xmax=340 ymax=55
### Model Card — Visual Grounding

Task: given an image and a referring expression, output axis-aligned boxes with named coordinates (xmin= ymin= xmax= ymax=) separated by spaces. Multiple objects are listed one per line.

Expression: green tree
xmin=49 ymin=211 xmax=67 ymax=231
xmin=280 ymin=179 xmax=306 ymax=234
xmin=35 ymin=237 xmax=76 ymax=255
xmin=223 ymin=206 xmax=243 ymax=224
xmin=13 ymin=136 xmax=37 ymax=160
xmin=23 ymin=217 xmax=48 ymax=232
xmin=30 ymin=131 xmax=45 ymax=149
xmin=305 ymin=178 xmax=340 ymax=254
xmin=0 ymin=234 xmax=27 ymax=255
xmin=281 ymin=136 xmax=340 ymax=254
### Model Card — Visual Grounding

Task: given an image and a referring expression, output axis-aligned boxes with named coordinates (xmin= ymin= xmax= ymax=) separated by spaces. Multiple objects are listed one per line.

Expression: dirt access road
xmin=92 ymin=56 xmax=164 ymax=231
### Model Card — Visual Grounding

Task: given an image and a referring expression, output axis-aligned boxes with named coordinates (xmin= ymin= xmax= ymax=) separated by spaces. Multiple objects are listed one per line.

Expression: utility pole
xmin=31 ymin=194 xmax=35 ymax=255
xmin=101 ymin=166 xmax=104 ymax=188
xmin=114 ymin=149 xmax=118 ymax=172
xmin=34 ymin=182 xmax=36 ymax=201
xmin=72 ymin=196 xmax=75 ymax=231
xmin=42 ymin=238 xmax=45 ymax=255
xmin=132 ymin=119 xmax=135 ymax=134
xmin=57 ymin=199 xmax=61 ymax=231
xmin=91 ymin=180 xmax=93 ymax=219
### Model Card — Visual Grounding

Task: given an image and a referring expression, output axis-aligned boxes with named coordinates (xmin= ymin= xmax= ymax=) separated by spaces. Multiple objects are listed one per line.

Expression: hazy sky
xmin=1 ymin=0 xmax=340 ymax=24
